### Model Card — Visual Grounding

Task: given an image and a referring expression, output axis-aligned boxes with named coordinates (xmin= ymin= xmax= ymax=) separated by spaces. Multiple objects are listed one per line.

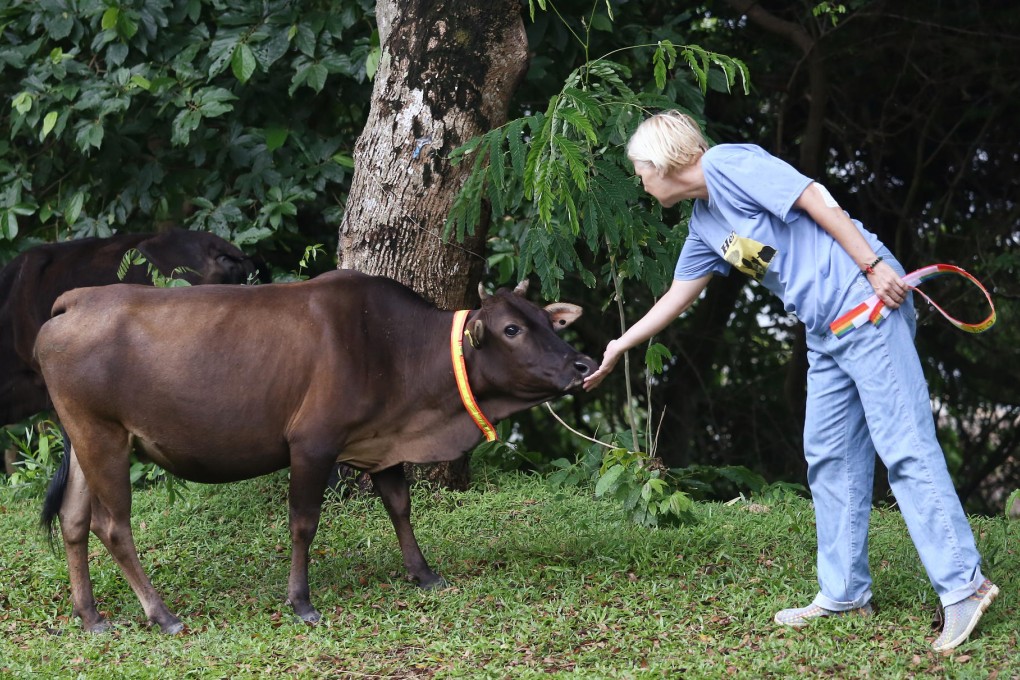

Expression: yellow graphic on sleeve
xmin=721 ymin=232 xmax=776 ymax=282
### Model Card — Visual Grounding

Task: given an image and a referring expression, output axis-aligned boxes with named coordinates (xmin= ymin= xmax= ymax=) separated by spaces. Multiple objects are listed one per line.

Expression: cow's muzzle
xmin=563 ymin=355 xmax=597 ymax=391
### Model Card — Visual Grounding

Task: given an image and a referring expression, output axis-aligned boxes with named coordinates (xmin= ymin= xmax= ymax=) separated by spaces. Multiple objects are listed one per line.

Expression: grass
xmin=1 ymin=470 xmax=1016 ymax=678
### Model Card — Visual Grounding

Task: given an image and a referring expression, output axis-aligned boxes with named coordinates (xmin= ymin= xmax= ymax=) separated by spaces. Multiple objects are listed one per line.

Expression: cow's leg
xmin=58 ymin=449 xmax=109 ymax=632
xmin=73 ymin=425 xmax=183 ymax=634
xmin=285 ymin=454 xmax=333 ymax=623
xmin=370 ymin=465 xmax=445 ymax=589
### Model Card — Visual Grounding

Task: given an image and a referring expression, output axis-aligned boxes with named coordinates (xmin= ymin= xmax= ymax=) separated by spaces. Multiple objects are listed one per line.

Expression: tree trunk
xmin=338 ymin=0 xmax=528 ymax=489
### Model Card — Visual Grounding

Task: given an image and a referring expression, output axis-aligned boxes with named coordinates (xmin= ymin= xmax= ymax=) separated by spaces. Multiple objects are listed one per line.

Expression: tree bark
xmin=339 ymin=0 xmax=528 ymax=309
xmin=338 ymin=0 xmax=528 ymax=488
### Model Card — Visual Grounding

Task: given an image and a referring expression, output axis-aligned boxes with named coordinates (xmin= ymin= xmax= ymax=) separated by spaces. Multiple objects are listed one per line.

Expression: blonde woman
xmin=584 ymin=110 xmax=997 ymax=652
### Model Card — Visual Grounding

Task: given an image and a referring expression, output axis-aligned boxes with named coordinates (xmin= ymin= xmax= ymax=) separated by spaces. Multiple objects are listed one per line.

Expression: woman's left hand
xmin=866 ymin=260 xmax=910 ymax=308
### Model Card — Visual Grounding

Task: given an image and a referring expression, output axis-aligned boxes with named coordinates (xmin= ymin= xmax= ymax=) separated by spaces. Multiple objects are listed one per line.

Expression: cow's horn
xmin=478 ymin=283 xmax=490 ymax=301
xmin=513 ymin=280 xmax=529 ymax=296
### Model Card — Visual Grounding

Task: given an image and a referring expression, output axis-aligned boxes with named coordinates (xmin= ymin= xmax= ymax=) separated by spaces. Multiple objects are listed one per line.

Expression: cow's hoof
xmin=285 ymin=594 xmax=321 ymax=624
xmin=158 ymin=620 xmax=185 ymax=635
xmin=417 ymin=576 xmax=448 ymax=591
xmin=298 ymin=609 xmax=321 ymax=625
xmin=84 ymin=619 xmax=112 ymax=634
xmin=288 ymin=601 xmax=321 ymax=624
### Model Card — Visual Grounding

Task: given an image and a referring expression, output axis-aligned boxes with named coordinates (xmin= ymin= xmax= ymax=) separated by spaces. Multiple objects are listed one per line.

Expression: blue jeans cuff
xmin=813 ymin=589 xmax=873 ymax=612
xmin=939 ymin=567 xmax=985 ymax=607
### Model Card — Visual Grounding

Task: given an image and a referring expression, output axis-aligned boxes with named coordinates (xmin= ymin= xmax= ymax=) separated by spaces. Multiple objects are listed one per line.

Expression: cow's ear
xmin=135 ymin=237 xmax=176 ymax=276
xmin=214 ymin=252 xmax=245 ymax=279
xmin=467 ymin=319 xmax=485 ymax=348
xmin=137 ymin=233 xmax=200 ymax=282
xmin=545 ymin=303 xmax=582 ymax=332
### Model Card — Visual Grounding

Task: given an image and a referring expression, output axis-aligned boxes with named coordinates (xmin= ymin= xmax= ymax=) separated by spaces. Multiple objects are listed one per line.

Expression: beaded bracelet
xmin=863 ymin=256 xmax=883 ymax=275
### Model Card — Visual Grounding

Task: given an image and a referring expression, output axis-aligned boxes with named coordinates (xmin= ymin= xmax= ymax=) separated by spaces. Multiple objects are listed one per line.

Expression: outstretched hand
xmin=583 ymin=339 xmax=625 ymax=391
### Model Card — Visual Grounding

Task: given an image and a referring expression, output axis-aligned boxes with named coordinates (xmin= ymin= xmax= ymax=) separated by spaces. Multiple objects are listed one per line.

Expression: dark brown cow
xmin=1 ymin=229 xmax=266 ymax=433
xmin=36 ymin=271 xmax=595 ymax=634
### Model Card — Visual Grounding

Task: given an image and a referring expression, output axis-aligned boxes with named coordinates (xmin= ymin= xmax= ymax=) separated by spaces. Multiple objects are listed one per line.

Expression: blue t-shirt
xmin=674 ymin=144 xmax=884 ymax=333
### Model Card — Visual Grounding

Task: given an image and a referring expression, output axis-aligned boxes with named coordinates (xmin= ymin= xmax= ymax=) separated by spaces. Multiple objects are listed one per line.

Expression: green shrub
xmin=3 ymin=418 xmax=63 ymax=499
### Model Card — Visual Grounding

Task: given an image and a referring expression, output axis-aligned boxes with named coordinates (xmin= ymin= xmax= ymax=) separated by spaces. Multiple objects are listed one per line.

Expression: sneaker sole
xmin=932 ymin=583 xmax=1000 ymax=652
xmin=774 ymin=604 xmax=873 ymax=629
xmin=773 ymin=613 xmax=809 ymax=628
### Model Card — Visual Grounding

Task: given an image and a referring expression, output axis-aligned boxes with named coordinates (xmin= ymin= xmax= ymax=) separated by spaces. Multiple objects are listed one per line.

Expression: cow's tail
xmin=40 ymin=426 xmax=72 ymax=550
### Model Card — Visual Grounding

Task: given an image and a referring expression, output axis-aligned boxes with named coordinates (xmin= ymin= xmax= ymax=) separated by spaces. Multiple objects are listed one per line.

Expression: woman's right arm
xmin=583 ymin=274 xmax=712 ymax=391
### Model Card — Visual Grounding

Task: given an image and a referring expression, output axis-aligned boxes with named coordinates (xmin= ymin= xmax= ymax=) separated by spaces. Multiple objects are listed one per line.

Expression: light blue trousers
xmin=804 ymin=254 xmax=985 ymax=609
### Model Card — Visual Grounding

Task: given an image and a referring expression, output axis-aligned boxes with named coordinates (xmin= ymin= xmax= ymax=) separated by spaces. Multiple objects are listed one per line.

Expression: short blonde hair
xmin=626 ymin=110 xmax=709 ymax=175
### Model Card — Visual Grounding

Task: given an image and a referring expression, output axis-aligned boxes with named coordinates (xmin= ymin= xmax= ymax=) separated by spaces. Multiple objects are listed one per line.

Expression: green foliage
xmin=469 ymin=422 xmax=555 ymax=473
xmin=545 ymin=439 xmax=768 ymax=528
xmin=448 ymin=37 xmax=748 ymax=301
xmin=129 ymin=454 xmax=191 ymax=506
xmin=751 ymin=480 xmax=809 ymax=505
xmin=594 ymin=446 xmax=696 ymax=527
xmin=295 ymin=242 xmax=325 ymax=280
xmin=812 ymin=2 xmax=848 ymax=25
xmin=545 ymin=444 xmax=603 ymax=487
xmin=117 ymin=248 xmax=193 ymax=287
xmin=447 ymin=6 xmax=753 ymax=519
xmin=1006 ymin=489 xmax=1020 ymax=520
xmin=0 ymin=0 xmax=374 ymax=261
xmin=3 ymin=418 xmax=63 ymax=499
xmin=472 ymin=397 xmax=766 ymax=528
xmin=644 ymin=342 xmax=672 ymax=374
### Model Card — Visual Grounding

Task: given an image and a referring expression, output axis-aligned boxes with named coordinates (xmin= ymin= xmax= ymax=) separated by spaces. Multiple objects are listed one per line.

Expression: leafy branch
xmin=447 ymin=40 xmax=748 ymax=300
xmin=1 ymin=0 xmax=373 ymax=251
xmin=448 ymin=8 xmax=750 ymax=524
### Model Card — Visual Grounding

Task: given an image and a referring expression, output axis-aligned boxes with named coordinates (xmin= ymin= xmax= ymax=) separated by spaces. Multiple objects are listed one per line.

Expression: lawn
xmin=1 ymin=471 xmax=1016 ymax=678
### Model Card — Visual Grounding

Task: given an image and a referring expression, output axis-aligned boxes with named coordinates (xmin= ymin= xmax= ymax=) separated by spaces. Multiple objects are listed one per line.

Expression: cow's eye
xmin=504 ymin=324 xmax=522 ymax=337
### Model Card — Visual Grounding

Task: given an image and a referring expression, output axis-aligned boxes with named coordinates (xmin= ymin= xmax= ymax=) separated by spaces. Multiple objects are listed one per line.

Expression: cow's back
xmin=40 ymin=269 xmax=428 ymax=403
xmin=36 ymin=270 xmax=444 ymax=480
xmin=1 ymin=236 xmax=147 ymax=363
xmin=39 ymin=277 xmax=324 ymax=417
xmin=0 ymin=239 xmax=150 ymax=425
xmin=0 ymin=231 xmax=264 ymax=428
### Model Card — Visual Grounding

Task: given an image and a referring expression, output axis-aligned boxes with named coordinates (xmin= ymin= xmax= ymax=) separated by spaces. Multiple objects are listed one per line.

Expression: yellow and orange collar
xmin=450 ymin=310 xmax=498 ymax=442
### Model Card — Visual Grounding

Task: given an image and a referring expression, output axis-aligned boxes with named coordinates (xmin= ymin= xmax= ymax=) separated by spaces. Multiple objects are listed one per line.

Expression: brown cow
xmin=36 ymin=271 xmax=595 ymax=633
xmin=1 ymin=229 xmax=266 ymax=437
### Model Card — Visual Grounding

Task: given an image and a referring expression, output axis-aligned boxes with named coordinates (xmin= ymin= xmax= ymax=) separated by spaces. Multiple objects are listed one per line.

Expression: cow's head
xmin=466 ymin=280 xmax=596 ymax=405
xmin=137 ymin=230 xmax=270 ymax=285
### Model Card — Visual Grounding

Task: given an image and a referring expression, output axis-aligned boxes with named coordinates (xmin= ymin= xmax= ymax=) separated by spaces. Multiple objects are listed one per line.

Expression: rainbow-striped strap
xmin=829 ymin=264 xmax=996 ymax=339
xmin=451 ymin=310 xmax=498 ymax=442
